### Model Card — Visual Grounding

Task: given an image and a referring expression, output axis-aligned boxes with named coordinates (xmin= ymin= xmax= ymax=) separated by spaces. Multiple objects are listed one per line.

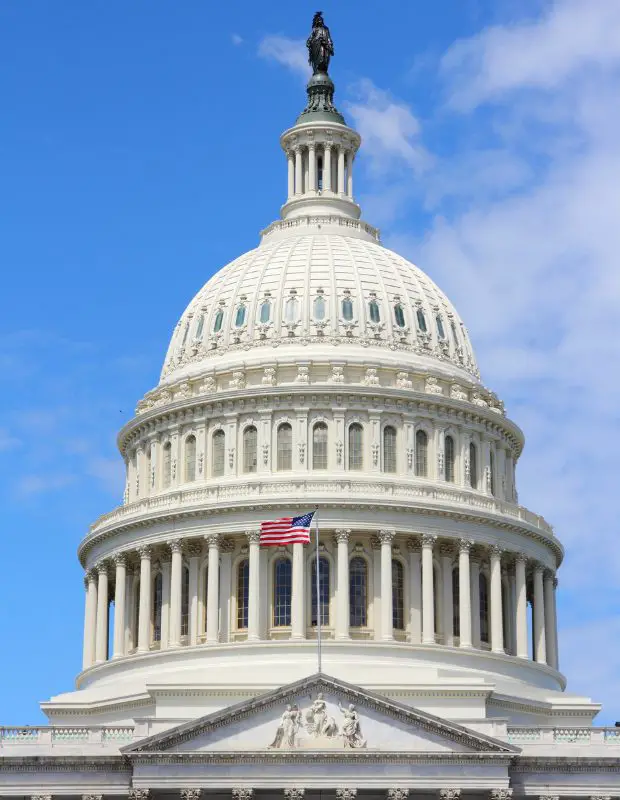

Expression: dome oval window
xmin=182 ymin=321 xmax=190 ymax=346
xmin=342 ymin=297 xmax=354 ymax=321
xmin=313 ymin=295 xmax=326 ymax=321
xmin=285 ymin=296 xmax=299 ymax=323
xmin=416 ymin=308 xmax=427 ymax=332
xmin=450 ymin=319 xmax=459 ymax=344
xmin=394 ymin=304 xmax=406 ymax=328
xmin=195 ymin=314 xmax=205 ymax=340
xmin=436 ymin=315 xmax=446 ymax=340
xmin=235 ymin=305 xmax=247 ymax=328
xmin=369 ymin=300 xmax=381 ymax=323
xmin=213 ymin=309 xmax=224 ymax=334
xmin=260 ymin=300 xmax=271 ymax=324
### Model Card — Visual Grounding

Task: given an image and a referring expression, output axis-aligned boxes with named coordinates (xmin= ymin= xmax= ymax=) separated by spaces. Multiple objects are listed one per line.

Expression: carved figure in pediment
xmin=269 ymin=704 xmax=301 ymax=748
xmin=338 ymin=702 xmax=366 ymax=748
xmin=305 ymin=692 xmax=338 ymax=738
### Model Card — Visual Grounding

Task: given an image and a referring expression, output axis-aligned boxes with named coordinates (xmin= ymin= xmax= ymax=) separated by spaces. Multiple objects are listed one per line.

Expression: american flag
xmin=259 ymin=511 xmax=315 ymax=546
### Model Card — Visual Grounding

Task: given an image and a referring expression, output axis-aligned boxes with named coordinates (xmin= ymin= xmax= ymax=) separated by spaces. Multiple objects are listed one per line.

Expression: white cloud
xmin=15 ymin=473 xmax=76 ymax=498
xmin=86 ymin=457 xmax=125 ymax=498
xmin=258 ymin=35 xmax=309 ymax=80
xmin=231 ymin=33 xmax=243 ymax=47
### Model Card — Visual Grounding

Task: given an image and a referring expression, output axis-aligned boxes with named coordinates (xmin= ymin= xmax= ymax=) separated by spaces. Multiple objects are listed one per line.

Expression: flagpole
xmin=314 ymin=506 xmax=321 ymax=674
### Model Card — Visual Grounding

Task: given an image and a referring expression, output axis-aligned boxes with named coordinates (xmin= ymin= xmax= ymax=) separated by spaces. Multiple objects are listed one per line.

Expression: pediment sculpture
xmin=269 ymin=693 xmax=367 ymax=749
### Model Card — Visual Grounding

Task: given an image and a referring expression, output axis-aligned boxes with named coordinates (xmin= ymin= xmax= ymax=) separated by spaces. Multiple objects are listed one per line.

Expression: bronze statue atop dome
xmin=307 ymin=11 xmax=334 ymax=74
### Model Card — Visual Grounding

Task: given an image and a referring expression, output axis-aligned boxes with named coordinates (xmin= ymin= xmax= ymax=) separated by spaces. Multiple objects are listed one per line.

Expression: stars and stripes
xmin=259 ymin=511 xmax=315 ymax=546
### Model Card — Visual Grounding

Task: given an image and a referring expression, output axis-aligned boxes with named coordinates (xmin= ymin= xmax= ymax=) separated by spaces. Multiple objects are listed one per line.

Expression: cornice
xmin=512 ymin=756 xmax=620 ymax=772
xmin=0 ymin=755 xmax=129 ymax=773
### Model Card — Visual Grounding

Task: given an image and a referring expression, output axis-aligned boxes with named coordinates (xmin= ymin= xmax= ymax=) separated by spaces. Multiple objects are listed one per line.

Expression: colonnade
xmin=82 ymin=533 xmax=558 ymax=672
xmin=286 ymin=143 xmax=354 ymax=200
xmin=26 ymin=790 xmax=564 ymax=800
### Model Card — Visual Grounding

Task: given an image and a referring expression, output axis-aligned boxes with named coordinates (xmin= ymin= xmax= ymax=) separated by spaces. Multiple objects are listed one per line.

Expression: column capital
xmin=459 ymin=538 xmax=474 ymax=553
xmin=533 ymin=562 xmax=545 ymax=575
xmin=205 ymin=533 xmax=221 ymax=549
xmin=421 ymin=533 xmax=437 ymax=548
xmin=407 ymin=537 xmax=421 ymax=553
xmin=538 ymin=796 xmax=559 ymax=800
xmin=378 ymin=529 xmax=396 ymax=544
xmin=168 ymin=538 xmax=183 ymax=554
xmin=544 ymin=567 xmax=556 ymax=581
xmin=284 ymin=790 xmax=305 ymax=800
xmin=113 ymin=552 xmax=127 ymax=568
xmin=336 ymin=791 xmax=357 ymax=800
xmin=335 ymin=528 xmax=351 ymax=543
xmin=490 ymin=792 xmax=513 ymax=800
xmin=180 ymin=790 xmax=201 ymax=800
xmin=137 ymin=545 xmax=152 ymax=559
xmin=32 ymin=796 xmax=52 ymax=800
xmin=387 ymin=791 xmax=409 ymax=800
xmin=246 ymin=529 xmax=261 ymax=544
xmin=440 ymin=791 xmax=461 ymax=800
xmin=82 ymin=795 xmax=103 ymax=800
xmin=95 ymin=560 xmax=110 ymax=577
xmin=489 ymin=544 xmax=503 ymax=559
xmin=515 ymin=551 xmax=528 ymax=564
xmin=232 ymin=791 xmax=254 ymax=800
xmin=85 ymin=569 xmax=97 ymax=584
xmin=128 ymin=791 xmax=150 ymax=800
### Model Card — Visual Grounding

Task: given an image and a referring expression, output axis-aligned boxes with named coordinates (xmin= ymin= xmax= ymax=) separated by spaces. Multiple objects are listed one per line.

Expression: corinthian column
xmin=287 ymin=150 xmax=295 ymax=199
xmin=515 ymin=553 xmax=528 ymax=658
xmin=335 ymin=529 xmax=351 ymax=640
xmin=337 ymin=147 xmax=345 ymax=195
xmin=458 ymin=540 xmax=473 ymax=648
xmin=308 ymin=143 xmax=316 ymax=194
xmin=379 ymin=530 xmax=395 ymax=641
xmin=294 ymin=147 xmax=303 ymax=195
xmin=247 ymin=530 xmax=261 ymax=641
xmin=421 ymin=534 xmax=437 ymax=644
xmin=168 ymin=539 xmax=183 ymax=648
xmin=112 ymin=554 xmax=127 ymax=659
xmin=544 ymin=569 xmax=557 ymax=669
xmin=291 ymin=540 xmax=306 ymax=640
xmin=95 ymin=561 xmax=109 ymax=663
xmin=533 ymin=564 xmax=547 ymax=664
xmin=82 ymin=570 xmax=97 ymax=669
xmin=205 ymin=533 xmax=220 ymax=644
xmin=137 ymin=545 xmax=152 ymax=653
xmin=324 ymin=143 xmax=332 ymax=192
xmin=489 ymin=546 xmax=504 ymax=653
xmin=441 ymin=544 xmax=454 ymax=646
xmin=407 ymin=538 xmax=421 ymax=644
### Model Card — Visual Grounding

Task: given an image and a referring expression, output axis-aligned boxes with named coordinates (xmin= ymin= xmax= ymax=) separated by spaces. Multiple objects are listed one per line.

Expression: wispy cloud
xmin=257 ymin=35 xmax=309 ymax=80
xmin=231 ymin=33 xmax=243 ymax=47
xmin=15 ymin=473 xmax=77 ymax=499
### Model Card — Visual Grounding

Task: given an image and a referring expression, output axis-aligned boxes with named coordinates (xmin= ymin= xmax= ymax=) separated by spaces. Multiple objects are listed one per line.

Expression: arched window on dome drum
xmin=162 ymin=442 xmax=172 ymax=488
xmin=235 ymin=305 xmax=246 ymax=328
xmin=182 ymin=320 xmax=190 ymax=346
xmin=237 ymin=559 xmax=249 ymax=629
xmin=313 ymin=295 xmax=326 ymax=321
xmin=450 ymin=318 xmax=459 ymax=346
xmin=213 ymin=308 xmax=224 ymax=334
xmin=152 ymin=572 xmax=162 ymax=643
xmin=195 ymin=313 xmax=205 ymax=340
xmin=369 ymin=299 xmax=381 ymax=323
xmin=383 ymin=426 xmax=397 ymax=473
xmin=243 ymin=426 xmax=258 ymax=473
xmin=285 ymin=296 xmax=299 ymax=323
xmin=342 ymin=296 xmax=354 ymax=321
xmin=273 ymin=558 xmax=292 ymax=627
xmin=259 ymin=300 xmax=271 ymax=324
xmin=212 ymin=430 xmax=225 ymax=477
xmin=479 ymin=572 xmax=490 ymax=644
xmin=415 ymin=429 xmax=428 ymax=477
xmin=349 ymin=556 xmax=367 ymax=627
xmin=394 ymin=303 xmax=406 ymax=328
xmin=392 ymin=559 xmax=404 ymax=630
xmin=312 ymin=422 xmax=328 ymax=470
xmin=416 ymin=308 xmax=427 ymax=332
xmin=436 ymin=315 xmax=446 ymax=340
xmin=489 ymin=449 xmax=496 ymax=496
xmin=277 ymin=423 xmax=293 ymax=471
xmin=311 ymin=556 xmax=330 ymax=627
xmin=185 ymin=435 xmax=196 ymax=483
xmin=452 ymin=567 xmax=460 ymax=639
xmin=181 ymin=566 xmax=190 ymax=638
xmin=469 ymin=442 xmax=478 ymax=489
xmin=445 ymin=435 xmax=456 ymax=483
xmin=348 ymin=423 xmax=363 ymax=471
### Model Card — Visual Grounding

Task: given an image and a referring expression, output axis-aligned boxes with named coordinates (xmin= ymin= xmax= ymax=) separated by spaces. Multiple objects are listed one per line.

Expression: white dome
xmin=160 ymin=228 xmax=480 ymax=387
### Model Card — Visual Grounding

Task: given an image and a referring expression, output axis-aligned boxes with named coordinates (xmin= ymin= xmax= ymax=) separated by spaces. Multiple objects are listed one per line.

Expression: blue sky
xmin=1 ymin=0 xmax=619 ymax=723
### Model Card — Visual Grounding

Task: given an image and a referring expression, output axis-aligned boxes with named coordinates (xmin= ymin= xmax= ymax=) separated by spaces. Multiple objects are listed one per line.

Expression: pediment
xmin=124 ymin=674 xmax=516 ymax=756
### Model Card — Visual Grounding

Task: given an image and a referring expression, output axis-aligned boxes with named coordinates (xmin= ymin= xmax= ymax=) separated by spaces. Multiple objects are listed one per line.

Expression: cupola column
xmin=544 ymin=570 xmax=558 ymax=669
xmin=379 ymin=530 xmax=395 ymax=641
xmin=489 ymin=546 xmax=504 ymax=653
xmin=514 ymin=553 xmax=528 ymax=658
xmin=82 ymin=571 xmax=97 ymax=669
xmin=137 ymin=546 xmax=152 ymax=653
xmin=458 ymin=540 xmax=473 ymax=648
xmin=335 ymin=529 xmax=351 ymax=640
xmin=407 ymin=538 xmax=422 ymax=644
xmin=294 ymin=147 xmax=303 ymax=195
xmin=112 ymin=554 xmax=127 ymax=659
xmin=287 ymin=151 xmax=295 ymax=199
xmin=206 ymin=534 xmax=221 ymax=644
xmin=346 ymin=151 xmax=354 ymax=198
xmin=533 ymin=564 xmax=547 ymax=664
xmin=421 ymin=534 xmax=437 ymax=644
xmin=324 ymin=143 xmax=332 ymax=192
xmin=95 ymin=561 xmax=109 ymax=663
xmin=168 ymin=539 xmax=183 ymax=648
xmin=337 ymin=148 xmax=345 ymax=195
xmin=246 ymin=530 xmax=261 ymax=641
xmin=308 ymin=143 xmax=317 ymax=194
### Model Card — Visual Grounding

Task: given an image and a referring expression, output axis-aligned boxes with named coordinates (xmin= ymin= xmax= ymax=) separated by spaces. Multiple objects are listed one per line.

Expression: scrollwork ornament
xmin=459 ymin=539 xmax=474 ymax=554
xmin=284 ymin=790 xmax=305 ymax=800
xmin=335 ymin=528 xmax=351 ymax=544
xmin=490 ymin=791 xmax=512 ymax=800
xmin=180 ymin=791 xmax=201 ymax=800
xmin=439 ymin=791 xmax=461 ymax=800
xmin=336 ymin=791 xmax=357 ymax=800
xmin=379 ymin=529 xmax=396 ymax=545
xmin=232 ymin=791 xmax=254 ymax=800
xmin=421 ymin=533 xmax=437 ymax=548
xmin=387 ymin=791 xmax=409 ymax=800
xmin=82 ymin=795 xmax=103 ymax=800
xmin=246 ymin=529 xmax=261 ymax=544
xmin=128 ymin=791 xmax=150 ymax=800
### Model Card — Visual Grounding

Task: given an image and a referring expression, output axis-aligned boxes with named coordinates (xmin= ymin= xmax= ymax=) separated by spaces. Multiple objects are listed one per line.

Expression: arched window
xmin=243 ymin=426 xmax=258 ymax=473
xmin=162 ymin=442 xmax=172 ymax=488
xmin=313 ymin=295 xmax=326 ymax=321
xmin=342 ymin=296 xmax=354 ymax=321
xmin=237 ymin=559 xmax=249 ymax=629
xmin=312 ymin=422 xmax=328 ymax=470
xmin=450 ymin=318 xmax=459 ymax=346
xmin=392 ymin=559 xmax=404 ymax=630
xmin=349 ymin=557 xmax=367 ymax=627
xmin=195 ymin=314 xmax=205 ymax=339
xmin=394 ymin=303 xmax=406 ymax=328
xmin=285 ymin=296 xmax=299 ymax=323
xmin=436 ymin=315 xmax=446 ymax=340
xmin=489 ymin=449 xmax=496 ymax=496
xmin=469 ymin=442 xmax=478 ymax=489
xmin=311 ymin=556 xmax=330 ymax=626
xmin=445 ymin=435 xmax=455 ymax=482
xmin=259 ymin=300 xmax=271 ymax=324
xmin=348 ymin=423 xmax=363 ymax=471
xmin=185 ymin=435 xmax=196 ymax=482
xmin=452 ymin=568 xmax=460 ymax=639
xmin=369 ymin=299 xmax=381 ymax=323
xmin=383 ymin=426 xmax=397 ymax=473
xmin=416 ymin=308 xmax=427 ymax=332
xmin=479 ymin=573 xmax=490 ymax=644
xmin=277 ymin=423 xmax=293 ymax=471
xmin=213 ymin=308 xmax=224 ymax=333
xmin=212 ymin=430 xmax=225 ymax=477
xmin=152 ymin=572 xmax=162 ymax=643
xmin=273 ymin=558 xmax=292 ymax=627
xmin=235 ymin=305 xmax=246 ymax=328
xmin=181 ymin=566 xmax=190 ymax=638
xmin=182 ymin=321 xmax=190 ymax=346
xmin=415 ymin=429 xmax=428 ymax=477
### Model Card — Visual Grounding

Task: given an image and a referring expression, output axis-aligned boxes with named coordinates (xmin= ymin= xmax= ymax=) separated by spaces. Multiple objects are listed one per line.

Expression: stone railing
xmin=86 ymin=478 xmax=555 ymax=542
xmin=260 ymin=215 xmax=380 ymax=242
xmin=0 ymin=725 xmax=135 ymax=748
xmin=507 ymin=726 xmax=620 ymax=745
